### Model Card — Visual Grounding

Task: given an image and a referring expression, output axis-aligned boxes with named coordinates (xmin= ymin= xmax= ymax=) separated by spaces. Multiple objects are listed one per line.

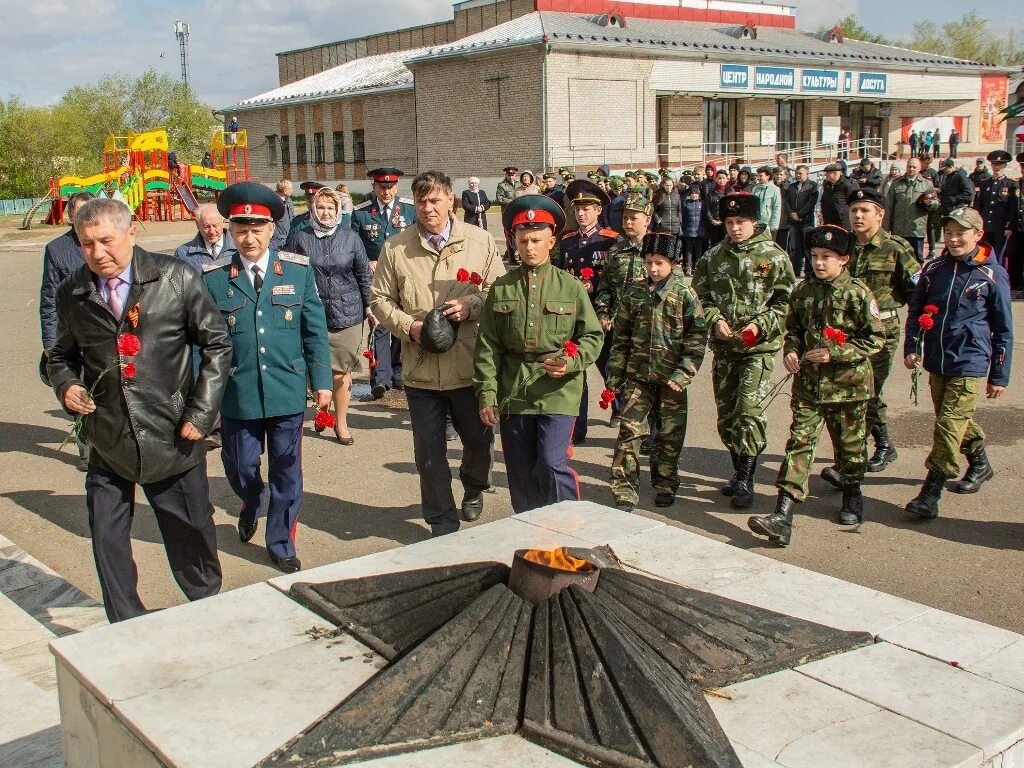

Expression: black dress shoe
xmin=654 ymin=491 xmax=675 ymax=507
xmin=446 ymin=423 xmax=458 ymax=441
xmin=393 ymin=380 xmax=405 ymax=391
xmin=615 ymin=500 xmax=636 ymax=512
xmin=461 ymin=494 xmax=484 ymax=521
xmin=238 ymin=517 xmax=258 ymax=543
xmin=271 ymin=555 xmax=301 ymax=573
xmin=371 ymin=383 xmax=387 ymax=400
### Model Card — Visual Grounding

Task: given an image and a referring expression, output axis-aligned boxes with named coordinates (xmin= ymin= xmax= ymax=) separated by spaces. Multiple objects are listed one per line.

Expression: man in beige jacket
xmin=371 ymin=170 xmax=506 ymax=535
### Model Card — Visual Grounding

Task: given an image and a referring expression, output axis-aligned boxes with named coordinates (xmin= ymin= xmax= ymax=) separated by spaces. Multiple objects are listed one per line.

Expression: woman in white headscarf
xmin=460 ymin=177 xmax=491 ymax=229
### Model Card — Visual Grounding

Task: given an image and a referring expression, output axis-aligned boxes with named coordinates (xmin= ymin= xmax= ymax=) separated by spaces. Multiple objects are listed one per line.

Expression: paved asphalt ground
xmin=2 ymin=218 xmax=1022 ymax=632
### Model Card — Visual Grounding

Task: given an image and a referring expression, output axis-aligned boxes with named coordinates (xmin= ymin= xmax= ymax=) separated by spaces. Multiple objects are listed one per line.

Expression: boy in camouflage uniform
xmin=749 ymin=226 xmax=885 ymax=547
xmin=692 ymin=193 xmax=796 ymax=508
xmin=605 ymin=233 xmax=708 ymax=510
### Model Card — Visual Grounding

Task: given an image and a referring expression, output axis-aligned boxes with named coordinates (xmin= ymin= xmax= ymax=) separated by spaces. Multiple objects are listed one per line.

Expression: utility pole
xmin=174 ymin=20 xmax=190 ymax=88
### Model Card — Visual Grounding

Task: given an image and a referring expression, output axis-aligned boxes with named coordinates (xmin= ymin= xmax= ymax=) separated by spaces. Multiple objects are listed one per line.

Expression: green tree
xmin=821 ymin=15 xmax=891 ymax=45
xmin=0 ymin=98 xmax=85 ymax=198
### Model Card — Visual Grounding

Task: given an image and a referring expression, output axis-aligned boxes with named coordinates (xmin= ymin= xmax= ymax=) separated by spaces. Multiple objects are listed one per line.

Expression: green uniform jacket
xmin=605 ymin=271 xmax=708 ymax=391
xmin=202 ymin=251 xmax=332 ymax=420
xmin=495 ymin=181 xmax=516 ymax=207
xmin=784 ymin=270 xmax=885 ymax=404
xmin=692 ymin=225 xmax=796 ymax=356
xmin=848 ymin=229 xmax=921 ymax=330
xmin=592 ymin=237 xmax=644 ymax=324
xmin=350 ymin=197 xmax=417 ymax=261
xmin=474 ymin=261 xmax=603 ymax=415
xmin=884 ymin=175 xmax=934 ymax=238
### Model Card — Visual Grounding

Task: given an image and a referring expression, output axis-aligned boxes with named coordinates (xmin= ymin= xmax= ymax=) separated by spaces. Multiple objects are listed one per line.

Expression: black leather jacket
xmin=48 ymin=248 xmax=232 ymax=483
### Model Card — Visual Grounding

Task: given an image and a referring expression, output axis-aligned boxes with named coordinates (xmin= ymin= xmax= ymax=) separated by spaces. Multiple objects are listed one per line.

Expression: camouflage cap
xmin=623 ymin=192 xmax=653 ymax=216
xmin=608 ymin=176 xmax=626 ymax=190
xmin=941 ymin=206 xmax=984 ymax=231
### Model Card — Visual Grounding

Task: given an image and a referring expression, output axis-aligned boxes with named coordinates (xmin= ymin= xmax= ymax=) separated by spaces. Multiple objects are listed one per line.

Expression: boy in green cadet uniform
xmin=605 ymin=232 xmax=708 ymax=510
xmin=474 ymin=195 xmax=604 ymax=514
xmin=748 ymin=225 xmax=884 ymax=547
xmin=692 ymin=192 xmax=796 ymax=509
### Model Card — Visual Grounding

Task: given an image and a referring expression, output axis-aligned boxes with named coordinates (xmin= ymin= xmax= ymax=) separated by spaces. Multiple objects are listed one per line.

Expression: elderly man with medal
xmin=474 ymin=194 xmax=604 ymax=514
xmin=202 ymin=182 xmax=332 ymax=574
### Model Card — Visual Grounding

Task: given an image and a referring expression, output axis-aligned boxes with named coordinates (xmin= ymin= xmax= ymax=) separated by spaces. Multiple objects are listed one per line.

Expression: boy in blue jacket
xmin=903 ymin=207 xmax=1013 ymax=519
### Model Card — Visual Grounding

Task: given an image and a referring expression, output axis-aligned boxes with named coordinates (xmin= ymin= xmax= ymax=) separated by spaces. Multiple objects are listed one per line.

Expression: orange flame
xmin=521 ymin=548 xmax=595 ymax=572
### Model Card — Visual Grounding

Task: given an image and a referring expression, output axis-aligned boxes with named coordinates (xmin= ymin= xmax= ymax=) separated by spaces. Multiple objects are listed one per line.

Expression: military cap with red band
xmin=502 ymin=193 xmax=565 ymax=234
xmin=367 ymin=167 xmax=404 ymax=184
xmin=217 ymin=181 xmax=285 ymax=223
xmin=299 ymin=181 xmax=325 ymax=194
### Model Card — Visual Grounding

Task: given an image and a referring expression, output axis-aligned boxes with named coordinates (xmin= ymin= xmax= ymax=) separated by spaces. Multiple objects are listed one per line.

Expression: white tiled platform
xmin=50 ymin=502 xmax=1024 ymax=768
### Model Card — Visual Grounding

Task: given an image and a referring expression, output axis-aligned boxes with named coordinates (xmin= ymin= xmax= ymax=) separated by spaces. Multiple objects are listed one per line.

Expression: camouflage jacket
xmin=848 ymin=229 xmax=920 ymax=328
xmin=692 ymin=225 xmax=796 ymax=356
xmin=784 ymin=269 xmax=885 ymax=404
xmin=592 ymin=237 xmax=645 ymax=323
xmin=606 ymin=271 xmax=708 ymax=391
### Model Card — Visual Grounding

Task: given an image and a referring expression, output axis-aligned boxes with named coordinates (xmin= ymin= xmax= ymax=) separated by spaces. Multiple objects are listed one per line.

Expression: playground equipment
xmin=37 ymin=128 xmax=249 ymax=227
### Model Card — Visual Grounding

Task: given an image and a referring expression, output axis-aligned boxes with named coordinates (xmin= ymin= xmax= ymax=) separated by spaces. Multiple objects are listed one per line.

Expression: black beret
xmin=806 ymin=225 xmax=852 ymax=255
xmin=719 ymin=193 xmax=759 ymax=220
xmin=847 ymin=187 xmax=886 ymax=208
xmin=642 ymin=231 xmax=683 ymax=262
xmin=987 ymin=150 xmax=1012 ymax=164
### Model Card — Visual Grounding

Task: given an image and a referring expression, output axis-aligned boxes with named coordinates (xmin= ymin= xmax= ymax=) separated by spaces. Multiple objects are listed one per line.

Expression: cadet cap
xmin=806 ymin=225 xmax=851 ymax=255
xmin=502 ymin=194 xmax=565 ymax=233
xmin=719 ymin=192 xmax=759 ymax=220
xmin=941 ymin=206 xmax=983 ymax=231
xmin=218 ymin=181 xmax=285 ymax=223
xmin=299 ymin=181 xmax=325 ymax=194
xmin=368 ymin=167 xmax=404 ymax=184
xmin=565 ymin=179 xmax=610 ymax=207
xmin=503 ymin=166 xmax=520 ymax=174
xmin=623 ymin=191 xmax=653 ymax=216
xmin=987 ymin=150 xmax=1011 ymax=164
xmin=847 ymin=187 xmax=886 ymax=209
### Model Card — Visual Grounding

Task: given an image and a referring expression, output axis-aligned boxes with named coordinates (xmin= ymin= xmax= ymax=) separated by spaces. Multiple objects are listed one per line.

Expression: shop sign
xmin=858 ymin=73 xmax=888 ymax=94
xmin=801 ymin=69 xmax=839 ymax=92
xmin=720 ymin=64 xmax=749 ymax=88
xmin=755 ymin=66 xmax=795 ymax=90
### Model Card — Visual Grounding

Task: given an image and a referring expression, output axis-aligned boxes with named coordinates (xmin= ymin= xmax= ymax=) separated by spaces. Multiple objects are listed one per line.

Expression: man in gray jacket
xmin=884 ymin=157 xmax=934 ymax=263
xmin=48 ymin=198 xmax=232 ymax=622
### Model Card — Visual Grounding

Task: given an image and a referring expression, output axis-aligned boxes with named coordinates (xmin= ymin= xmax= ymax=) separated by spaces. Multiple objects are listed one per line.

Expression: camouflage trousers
xmin=926 ymin=374 xmax=986 ymax=479
xmin=777 ymin=398 xmax=868 ymax=502
xmin=867 ymin=319 xmax=900 ymax=430
xmin=711 ymin=353 xmax=774 ymax=457
xmin=610 ymin=381 xmax=688 ymax=504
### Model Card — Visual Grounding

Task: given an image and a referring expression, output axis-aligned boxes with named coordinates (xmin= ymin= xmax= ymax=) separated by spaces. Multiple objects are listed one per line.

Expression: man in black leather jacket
xmin=48 ymin=198 xmax=232 ymax=622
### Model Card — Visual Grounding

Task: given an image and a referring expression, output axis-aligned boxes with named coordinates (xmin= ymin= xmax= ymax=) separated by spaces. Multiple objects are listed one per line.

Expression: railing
xmin=0 ymin=197 xmax=46 ymax=216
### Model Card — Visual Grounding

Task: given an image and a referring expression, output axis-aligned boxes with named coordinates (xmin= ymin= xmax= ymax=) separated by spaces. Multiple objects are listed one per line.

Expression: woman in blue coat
xmin=286 ymin=187 xmax=372 ymax=444
xmin=461 ymin=177 xmax=491 ymax=229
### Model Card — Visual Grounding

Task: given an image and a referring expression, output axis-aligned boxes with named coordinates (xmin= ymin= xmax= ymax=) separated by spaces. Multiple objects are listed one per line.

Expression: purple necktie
xmin=429 ymin=234 xmax=444 ymax=252
xmin=106 ymin=277 xmax=123 ymax=318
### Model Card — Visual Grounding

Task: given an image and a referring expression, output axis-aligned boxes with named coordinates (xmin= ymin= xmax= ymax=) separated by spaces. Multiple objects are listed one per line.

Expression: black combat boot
xmin=720 ymin=451 xmax=740 ymax=496
xmin=820 ymin=466 xmax=843 ymax=490
xmin=906 ymin=469 xmax=945 ymax=519
xmin=866 ymin=425 xmax=898 ymax=472
xmin=951 ymin=445 xmax=994 ymax=494
xmin=748 ymin=492 xmax=795 ymax=546
xmin=838 ymin=485 xmax=864 ymax=526
xmin=730 ymin=455 xmax=758 ymax=509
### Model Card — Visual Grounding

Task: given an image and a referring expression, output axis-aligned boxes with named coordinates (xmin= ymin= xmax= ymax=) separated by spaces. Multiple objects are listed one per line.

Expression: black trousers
xmin=575 ymin=331 xmax=613 ymax=441
xmin=788 ymin=222 xmax=809 ymax=276
xmin=85 ymin=457 xmax=222 ymax=622
xmin=406 ymin=386 xmax=493 ymax=535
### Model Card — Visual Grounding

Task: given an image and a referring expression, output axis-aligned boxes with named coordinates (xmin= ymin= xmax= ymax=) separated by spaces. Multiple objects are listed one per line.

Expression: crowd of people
xmin=36 ymin=149 xmax=1017 ymax=623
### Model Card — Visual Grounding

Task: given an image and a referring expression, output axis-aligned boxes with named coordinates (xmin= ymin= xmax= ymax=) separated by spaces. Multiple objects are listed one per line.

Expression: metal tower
xmin=174 ymin=20 xmax=190 ymax=87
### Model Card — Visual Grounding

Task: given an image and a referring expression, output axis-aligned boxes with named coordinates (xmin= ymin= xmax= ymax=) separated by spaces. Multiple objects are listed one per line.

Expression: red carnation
xmin=598 ymin=388 xmax=616 ymax=410
xmin=370 ymin=361 xmax=379 ymax=369
xmin=824 ymin=326 xmax=846 ymax=346
xmin=563 ymin=340 xmax=580 ymax=358
xmin=469 ymin=271 xmax=483 ymax=286
xmin=122 ymin=363 xmax=137 ymax=379
xmin=923 ymin=304 xmax=939 ymax=315
xmin=918 ymin=314 xmax=935 ymax=330
xmin=740 ymin=328 xmax=758 ymax=348
xmin=362 ymin=349 xmax=374 ymax=359
xmin=314 ymin=409 xmax=336 ymax=429
xmin=116 ymin=333 xmax=141 ymax=356
xmin=456 ymin=268 xmax=470 ymax=282
xmin=580 ymin=267 xmax=595 ymax=281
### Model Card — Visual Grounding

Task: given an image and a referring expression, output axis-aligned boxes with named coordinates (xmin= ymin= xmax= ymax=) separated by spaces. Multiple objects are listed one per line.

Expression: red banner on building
xmin=900 ymin=116 xmax=964 ymax=143
xmin=980 ymin=76 xmax=1008 ymax=144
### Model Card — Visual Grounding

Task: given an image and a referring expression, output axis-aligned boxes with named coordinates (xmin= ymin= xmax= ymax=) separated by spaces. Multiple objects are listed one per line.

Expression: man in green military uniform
xmin=351 ymin=167 xmax=416 ymax=398
xmin=820 ymin=188 xmax=920 ymax=488
xmin=474 ymin=194 xmax=604 ymax=514
xmin=202 ymin=182 xmax=332 ymax=573
xmin=692 ymin=193 xmax=796 ymax=508
xmin=495 ymin=166 xmax=519 ymax=262
xmin=748 ymin=225 xmax=884 ymax=546
xmin=605 ymin=232 xmax=708 ymax=510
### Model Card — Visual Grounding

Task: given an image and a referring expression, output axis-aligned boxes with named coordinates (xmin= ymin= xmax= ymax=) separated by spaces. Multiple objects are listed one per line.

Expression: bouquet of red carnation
xmin=362 ymin=348 xmax=378 ymax=369
xmin=910 ymin=305 xmax=939 ymax=405
xmin=62 ymin=333 xmax=142 ymax=451
xmin=314 ymin=408 xmax=336 ymax=431
xmin=740 ymin=327 xmax=759 ymax=348
xmin=497 ymin=339 xmax=581 ymax=413
xmin=598 ymin=388 xmax=616 ymax=410
xmin=822 ymin=325 xmax=846 ymax=352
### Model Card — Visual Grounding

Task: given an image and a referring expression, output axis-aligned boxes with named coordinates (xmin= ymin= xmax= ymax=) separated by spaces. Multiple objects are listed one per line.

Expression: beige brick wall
xmin=413 ymin=49 xmax=544 ymax=177
xmin=658 ymin=95 xmax=703 ymax=167
xmin=545 ymin=52 xmax=658 ymax=171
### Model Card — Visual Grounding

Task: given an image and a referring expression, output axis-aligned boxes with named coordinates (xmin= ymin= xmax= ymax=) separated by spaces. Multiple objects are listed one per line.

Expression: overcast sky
xmin=2 ymin=0 xmax=1021 ymax=110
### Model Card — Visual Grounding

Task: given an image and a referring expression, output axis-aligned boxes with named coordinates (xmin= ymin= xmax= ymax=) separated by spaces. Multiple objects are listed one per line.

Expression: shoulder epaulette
xmin=353 ymin=200 xmax=372 ymax=211
xmin=598 ymin=228 xmax=619 ymax=239
xmin=561 ymin=231 xmax=578 ymax=240
xmin=277 ymin=251 xmax=310 ymax=266
xmin=398 ymin=197 xmax=414 ymax=205
xmin=202 ymin=256 xmax=233 ymax=272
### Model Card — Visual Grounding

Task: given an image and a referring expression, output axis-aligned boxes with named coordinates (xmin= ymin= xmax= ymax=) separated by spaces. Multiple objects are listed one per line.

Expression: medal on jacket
xmin=230 ymin=265 xmax=239 ymax=279
xmin=284 ymin=309 xmax=293 ymax=321
xmin=393 ymin=208 xmax=402 ymax=227
xmin=227 ymin=316 xmax=236 ymax=327
xmin=274 ymin=262 xmax=283 ymax=276
xmin=758 ymin=262 xmax=771 ymax=277
xmin=370 ymin=222 xmax=380 ymax=239
xmin=226 ymin=288 xmax=233 ymax=298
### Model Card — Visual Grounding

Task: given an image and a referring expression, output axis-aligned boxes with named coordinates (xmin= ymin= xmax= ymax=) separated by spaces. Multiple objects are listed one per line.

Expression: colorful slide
xmin=174 ymin=183 xmax=199 ymax=214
